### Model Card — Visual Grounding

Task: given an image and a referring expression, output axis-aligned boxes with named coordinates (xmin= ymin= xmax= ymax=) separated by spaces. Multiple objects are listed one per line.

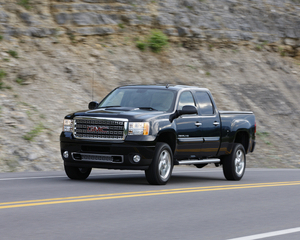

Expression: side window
xmin=195 ymin=91 xmax=214 ymax=115
xmin=178 ymin=91 xmax=196 ymax=110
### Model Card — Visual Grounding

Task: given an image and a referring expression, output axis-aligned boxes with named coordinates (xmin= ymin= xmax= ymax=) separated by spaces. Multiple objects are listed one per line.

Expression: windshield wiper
xmin=138 ymin=107 xmax=157 ymax=111
xmin=101 ymin=105 xmax=121 ymax=108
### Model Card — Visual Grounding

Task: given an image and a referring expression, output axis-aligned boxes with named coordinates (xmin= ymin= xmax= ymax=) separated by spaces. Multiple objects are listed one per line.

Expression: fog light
xmin=63 ymin=151 xmax=69 ymax=159
xmin=133 ymin=155 xmax=141 ymax=163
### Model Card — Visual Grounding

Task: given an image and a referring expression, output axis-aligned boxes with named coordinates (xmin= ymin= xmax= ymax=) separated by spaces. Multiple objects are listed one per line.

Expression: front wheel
xmin=145 ymin=142 xmax=173 ymax=185
xmin=222 ymin=143 xmax=246 ymax=181
xmin=64 ymin=165 xmax=92 ymax=180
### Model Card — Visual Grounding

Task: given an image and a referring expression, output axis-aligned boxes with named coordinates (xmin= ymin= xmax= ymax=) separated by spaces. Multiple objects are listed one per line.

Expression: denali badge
xmin=87 ymin=126 xmax=108 ymax=133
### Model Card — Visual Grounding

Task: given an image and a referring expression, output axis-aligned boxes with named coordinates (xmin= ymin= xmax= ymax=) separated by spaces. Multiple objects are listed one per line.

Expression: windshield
xmin=98 ymin=88 xmax=176 ymax=112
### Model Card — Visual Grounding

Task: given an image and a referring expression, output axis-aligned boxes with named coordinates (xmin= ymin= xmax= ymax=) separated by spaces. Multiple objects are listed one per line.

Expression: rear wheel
xmin=222 ymin=143 xmax=246 ymax=180
xmin=64 ymin=165 xmax=92 ymax=180
xmin=145 ymin=142 xmax=173 ymax=185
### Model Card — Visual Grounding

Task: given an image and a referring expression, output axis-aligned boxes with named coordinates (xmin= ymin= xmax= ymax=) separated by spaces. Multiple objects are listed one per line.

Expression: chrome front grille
xmin=73 ymin=117 xmax=128 ymax=140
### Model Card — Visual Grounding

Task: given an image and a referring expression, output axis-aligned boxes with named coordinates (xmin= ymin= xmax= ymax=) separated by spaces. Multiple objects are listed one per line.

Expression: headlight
xmin=63 ymin=119 xmax=73 ymax=132
xmin=128 ymin=122 xmax=149 ymax=135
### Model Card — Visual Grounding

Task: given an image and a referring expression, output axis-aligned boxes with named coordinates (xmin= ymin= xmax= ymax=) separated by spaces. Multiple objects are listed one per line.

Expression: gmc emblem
xmin=87 ymin=126 xmax=108 ymax=133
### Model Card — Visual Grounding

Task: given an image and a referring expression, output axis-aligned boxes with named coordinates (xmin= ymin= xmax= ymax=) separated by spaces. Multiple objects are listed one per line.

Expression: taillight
xmin=254 ymin=122 xmax=256 ymax=135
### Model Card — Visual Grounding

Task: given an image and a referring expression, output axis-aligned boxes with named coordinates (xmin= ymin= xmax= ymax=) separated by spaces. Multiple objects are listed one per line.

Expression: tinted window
xmin=195 ymin=91 xmax=214 ymax=115
xmin=99 ymin=88 xmax=176 ymax=112
xmin=178 ymin=91 xmax=196 ymax=110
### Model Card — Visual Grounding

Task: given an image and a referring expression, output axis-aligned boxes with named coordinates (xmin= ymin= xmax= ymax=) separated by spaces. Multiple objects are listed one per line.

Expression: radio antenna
xmin=92 ymin=71 xmax=94 ymax=101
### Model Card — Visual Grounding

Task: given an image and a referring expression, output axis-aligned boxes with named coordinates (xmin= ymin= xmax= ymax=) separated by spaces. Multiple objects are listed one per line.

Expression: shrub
xmin=118 ymin=23 xmax=125 ymax=29
xmin=0 ymin=69 xmax=6 ymax=90
xmin=16 ymin=78 xmax=25 ymax=85
xmin=0 ymin=69 xmax=6 ymax=80
xmin=23 ymin=123 xmax=44 ymax=141
xmin=136 ymin=41 xmax=147 ymax=51
xmin=8 ymin=50 xmax=18 ymax=58
xmin=147 ymin=30 xmax=168 ymax=53
xmin=18 ymin=0 xmax=31 ymax=10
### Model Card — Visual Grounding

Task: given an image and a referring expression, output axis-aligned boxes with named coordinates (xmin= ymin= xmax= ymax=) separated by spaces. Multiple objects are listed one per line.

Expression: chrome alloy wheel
xmin=235 ymin=149 xmax=245 ymax=177
xmin=158 ymin=150 xmax=171 ymax=180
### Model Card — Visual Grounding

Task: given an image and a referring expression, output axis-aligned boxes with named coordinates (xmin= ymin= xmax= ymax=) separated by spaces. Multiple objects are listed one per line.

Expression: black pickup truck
xmin=60 ymin=85 xmax=256 ymax=185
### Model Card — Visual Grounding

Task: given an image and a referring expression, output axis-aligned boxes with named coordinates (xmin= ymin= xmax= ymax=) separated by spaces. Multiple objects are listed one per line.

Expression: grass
xmin=186 ymin=65 xmax=197 ymax=70
xmin=0 ymin=35 xmax=3 ymax=41
xmin=8 ymin=50 xmax=18 ymax=58
xmin=255 ymin=41 xmax=268 ymax=51
xmin=67 ymin=32 xmax=76 ymax=43
xmin=18 ymin=0 xmax=31 ymax=10
xmin=23 ymin=123 xmax=44 ymax=141
xmin=0 ymin=69 xmax=7 ymax=90
xmin=118 ymin=23 xmax=125 ymax=29
xmin=16 ymin=78 xmax=25 ymax=85
xmin=0 ymin=69 xmax=6 ymax=79
xmin=257 ymin=131 xmax=271 ymax=145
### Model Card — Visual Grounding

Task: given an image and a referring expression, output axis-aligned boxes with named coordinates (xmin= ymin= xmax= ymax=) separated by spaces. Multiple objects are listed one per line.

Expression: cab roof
xmin=118 ymin=84 xmax=209 ymax=92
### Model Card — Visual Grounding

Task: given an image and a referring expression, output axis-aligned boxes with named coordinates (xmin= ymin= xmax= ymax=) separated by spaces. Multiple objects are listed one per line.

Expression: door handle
xmin=213 ymin=121 xmax=220 ymax=126
xmin=195 ymin=122 xmax=202 ymax=127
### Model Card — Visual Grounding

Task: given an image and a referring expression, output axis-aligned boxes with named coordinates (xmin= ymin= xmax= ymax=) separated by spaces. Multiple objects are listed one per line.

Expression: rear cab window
xmin=194 ymin=91 xmax=214 ymax=115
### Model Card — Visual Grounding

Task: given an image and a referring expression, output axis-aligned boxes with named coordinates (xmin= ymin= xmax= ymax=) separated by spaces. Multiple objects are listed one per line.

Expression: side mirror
xmin=178 ymin=105 xmax=197 ymax=116
xmin=88 ymin=101 xmax=99 ymax=110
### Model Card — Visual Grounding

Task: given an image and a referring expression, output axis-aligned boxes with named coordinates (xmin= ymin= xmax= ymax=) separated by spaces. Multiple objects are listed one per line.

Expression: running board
xmin=177 ymin=159 xmax=220 ymax=165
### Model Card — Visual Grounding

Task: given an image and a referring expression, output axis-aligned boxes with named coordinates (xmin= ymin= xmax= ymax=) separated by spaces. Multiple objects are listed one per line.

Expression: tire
xmin=145 ymin=142 xmax=173 ymax=185
xmin=64 ymin=165 xmax=92 ymax=180
xmin=222 ymin=143 xmax=246 ymax=181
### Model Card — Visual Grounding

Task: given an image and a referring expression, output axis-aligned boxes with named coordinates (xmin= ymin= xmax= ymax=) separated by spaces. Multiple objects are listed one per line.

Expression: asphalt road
xmin=1 ymin=167 xmax=300 ymax=240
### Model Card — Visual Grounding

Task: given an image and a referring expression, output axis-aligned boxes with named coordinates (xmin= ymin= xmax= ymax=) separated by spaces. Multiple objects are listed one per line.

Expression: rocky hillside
xmin=0 ymin=0 xmax=300 ymax=172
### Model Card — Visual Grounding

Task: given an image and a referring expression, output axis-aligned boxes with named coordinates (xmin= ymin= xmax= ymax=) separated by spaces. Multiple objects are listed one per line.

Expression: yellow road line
xmin=1 ymin=181 xmax=300 ymax=209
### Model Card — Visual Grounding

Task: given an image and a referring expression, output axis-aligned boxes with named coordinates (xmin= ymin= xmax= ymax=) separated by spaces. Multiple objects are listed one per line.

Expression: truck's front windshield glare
xmin=99 ymin=88 xmax=176 ymax=112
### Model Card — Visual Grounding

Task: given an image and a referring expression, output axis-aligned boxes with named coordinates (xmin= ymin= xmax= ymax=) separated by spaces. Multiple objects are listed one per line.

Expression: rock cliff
xmin=0 ymin=0 xmax=300 ymax=172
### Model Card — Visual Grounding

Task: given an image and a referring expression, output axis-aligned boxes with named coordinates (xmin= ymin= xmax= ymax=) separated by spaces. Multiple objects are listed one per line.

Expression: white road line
xmin=228 ymin=227 xmax=300 ymax=240
xmin=0 ymin=176 xmax=66 ymax=181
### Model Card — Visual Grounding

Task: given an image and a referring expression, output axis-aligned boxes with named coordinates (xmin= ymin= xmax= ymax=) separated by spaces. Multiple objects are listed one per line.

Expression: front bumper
xmin=60 ymin=132 xmax=156 ymax=170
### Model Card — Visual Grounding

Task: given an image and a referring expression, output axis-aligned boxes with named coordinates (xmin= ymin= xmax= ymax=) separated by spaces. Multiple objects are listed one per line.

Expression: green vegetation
xmin=23 ymin=123 xmax=44 ymax=141
xmin=255 ymin=41 xmax=268 ymax=51
xmin=67 ymin=32 xmax=76 ymax=43
xmin=0 ymin=69 xmax=6 ymax=79
xmin=17 ymin=0 xmax=31 ymax=10
xmin=136 ymin=41 xmax=147 ymax=51
xmin=16 ymin=78 xmax=25 ymax=85
xmin=147 ymin=30 xmax=168 ymax=53
xmin=8 ymin=50 xmax=18 ymax=58
xmin=0 ymin=69 xmax=7 ymax=90
xmin=135 ymin=30 xmax=168 ymax=53
xmin=279 ymin=47 xmax=287 ymax=57
xmin=118 ymin=23 xmax=125 ymax=29
xmin=0 ymin=35 xmax=3 ymax=41
xmin=206 ymin=71 xmax=211 ymax=76
xmin=186 ymin=65 xmax=197 ymax=71
xmin=257 ymin=131 xmax=271 ymax=145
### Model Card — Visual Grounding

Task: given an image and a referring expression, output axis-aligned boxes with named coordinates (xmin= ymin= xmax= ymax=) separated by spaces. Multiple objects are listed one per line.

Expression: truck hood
xmin=67 ymin=107 xmax=167 ymax=121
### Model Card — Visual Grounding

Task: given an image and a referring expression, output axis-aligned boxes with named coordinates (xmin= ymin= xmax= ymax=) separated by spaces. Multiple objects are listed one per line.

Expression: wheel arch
xmin=156 ymin=130 xmax=177 ymax=155
xmin=234 ymin=131 xmax=250 ymax=154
